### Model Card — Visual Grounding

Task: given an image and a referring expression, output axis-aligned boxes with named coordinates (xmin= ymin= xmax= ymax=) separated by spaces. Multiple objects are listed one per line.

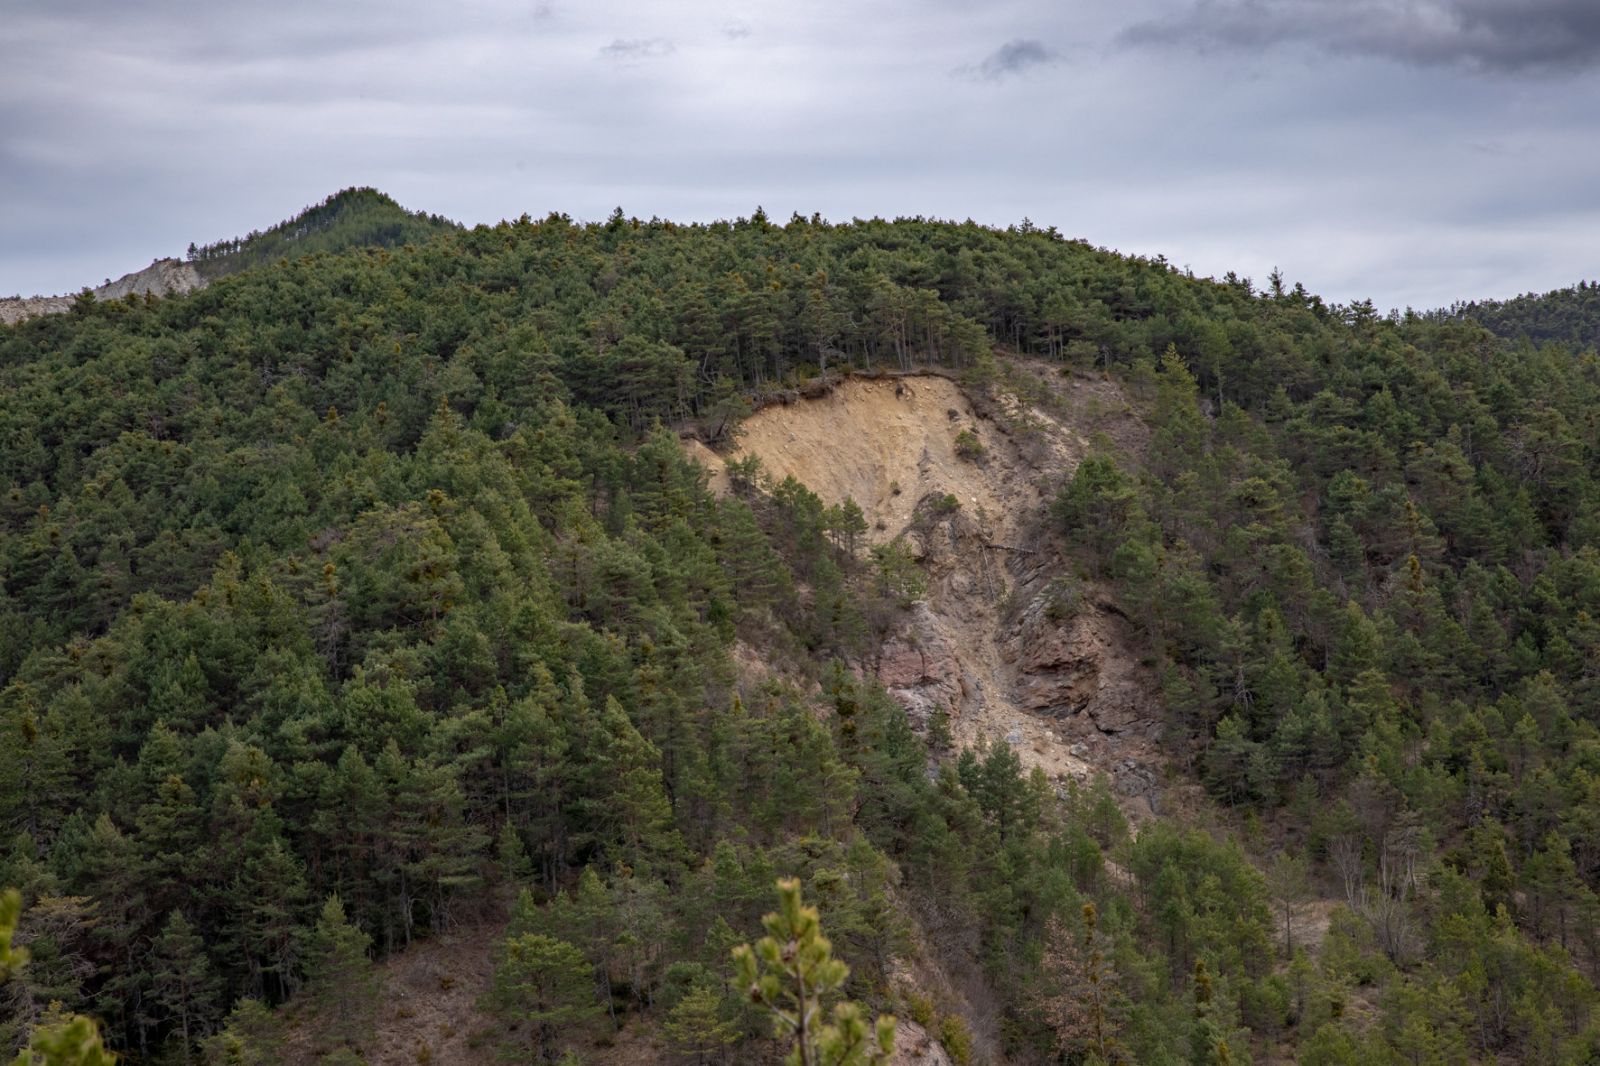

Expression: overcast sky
xmin=4 ymin=0 xmax=1598 ymax=309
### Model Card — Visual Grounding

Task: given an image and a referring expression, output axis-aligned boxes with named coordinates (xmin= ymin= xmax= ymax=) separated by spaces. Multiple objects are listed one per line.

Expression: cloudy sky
xmin=4 ymin=0 xmax=1598 ymax=309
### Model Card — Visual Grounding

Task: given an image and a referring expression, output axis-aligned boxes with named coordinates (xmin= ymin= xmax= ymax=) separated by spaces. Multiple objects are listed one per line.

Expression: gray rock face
xmin=0 ymin=295 xmax=73 ymax=325
xmin=1 ymin=257 xmax=205 ymax=326
xmin=94 ymin=258 xmax=202 ymax=301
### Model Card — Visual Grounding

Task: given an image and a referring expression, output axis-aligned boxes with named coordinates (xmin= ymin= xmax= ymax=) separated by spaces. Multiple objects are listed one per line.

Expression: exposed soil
xmin=687 ymin=367 xmax=1166 ymax=818
xmin=692 ymin=375 xmax=1012 ymax=544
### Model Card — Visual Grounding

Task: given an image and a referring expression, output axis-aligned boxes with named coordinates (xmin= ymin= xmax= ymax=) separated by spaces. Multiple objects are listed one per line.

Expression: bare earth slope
xmin=692 ymin=367 xmax=1167 ymax=817
xmin=710 ymin=376 xmax=1013 ymax=544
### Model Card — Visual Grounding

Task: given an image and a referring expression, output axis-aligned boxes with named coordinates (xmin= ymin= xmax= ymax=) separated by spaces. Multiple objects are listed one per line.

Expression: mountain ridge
xmin=1 ymin=187 xmax=457 ymax=327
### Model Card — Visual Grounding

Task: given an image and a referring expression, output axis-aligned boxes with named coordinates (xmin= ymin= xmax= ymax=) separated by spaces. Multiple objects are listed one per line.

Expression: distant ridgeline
xmin=185 ymin=187 xmax=460 ymax=279
xmin=1 ymin=188 xmax=458 ymax=326
xmin=1442 ymin=279 xmax=1600 ymax=352
xmin=0 ymin=258 xmax=206 ymax=327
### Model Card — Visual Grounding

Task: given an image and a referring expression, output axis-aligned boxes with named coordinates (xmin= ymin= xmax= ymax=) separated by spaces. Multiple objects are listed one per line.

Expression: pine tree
xmin=229 ymin=822 xmax=308 ymax=1000
xmin=0 ymin=889 xmax=24 ymax=981
xmin=0 ymin=692 xmax=72 ymax=842
xmin=1267 ymin=852 xmax=1310 ymax=958
xmin=496 ymin=821 xmax=534 ymax=883
xmin=490 ymin=933 xmax=603 ymax=1063
xmin=575 ymin=698 xmax=683 ymax=875
xmin=2 ymin=891 xmax=117 ymax=1066
xmin=136 ymin=774 xmax=204 ymax=917
xmin=302 ymin=895 xmax=377 ymax=1050
xmin=200 ymin=998 xmax=283 ymax=1066
xmin=149 ymin=911 xmax=221 ymax=1064
xmin=80 ymin=815 xmax=150 ymax=1051
xmin=310 ymin=746 xmax=386 ymax=932
xmin=663 ymin=983 xmax=739 ymax=1064
xmin=1038 ymin=902 xmax=1125 ymax=1063
xmin=10 ymin=1008 xmax=117 ymax=1066
xmin=732 ymin=878 xmax=895 ymax=1066
xmin=1190 ymin=958 xmax=1232 ymax=1066
xmin=391 ymin=756 xmax=487 ymax=937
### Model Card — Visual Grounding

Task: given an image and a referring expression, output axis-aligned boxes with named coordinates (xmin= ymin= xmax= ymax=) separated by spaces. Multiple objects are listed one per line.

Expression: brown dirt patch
xmin=364 ymin=919 xmax=504 ymax=1066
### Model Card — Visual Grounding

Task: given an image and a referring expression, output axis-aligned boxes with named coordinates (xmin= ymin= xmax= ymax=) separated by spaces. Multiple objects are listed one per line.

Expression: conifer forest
xmin=4 ymin=189 xmax=1600 ymax=1065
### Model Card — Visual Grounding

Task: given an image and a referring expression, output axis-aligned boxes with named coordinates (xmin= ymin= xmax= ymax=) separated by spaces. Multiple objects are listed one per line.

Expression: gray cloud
xmin=2 ymin=0 xmax=1599 ymax=310
xmin=1122 ymin=0 xmax=1600 ymax=75
xmin=599 ymin=37 xmax=675 ymax=61
xmin=962 ymin=38 xmax=1060 ymax=81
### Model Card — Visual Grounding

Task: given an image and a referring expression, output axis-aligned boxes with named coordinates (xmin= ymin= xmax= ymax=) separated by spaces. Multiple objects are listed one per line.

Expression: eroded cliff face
xmin=688 ymin=365 xmax=1166 ymax=818
xmin=93 ymin=256 xmax=203 ymax=300
xmin=876 ymin=494 xmax=1165 ymax=818
xmin=1 ymin=257 xmax=204 ymax=326
xmin=0 ymin=294 xmax=74 ymax=325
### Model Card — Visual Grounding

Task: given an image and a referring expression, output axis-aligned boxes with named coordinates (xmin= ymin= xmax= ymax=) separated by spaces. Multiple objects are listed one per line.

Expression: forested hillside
xmin=1445 ymin=279 xmax=1600 ymax=352
xmin=184 ymin=188 xmax=460 ymax=280
xmin=3 ymin=204 xmax=1600 ymax=1065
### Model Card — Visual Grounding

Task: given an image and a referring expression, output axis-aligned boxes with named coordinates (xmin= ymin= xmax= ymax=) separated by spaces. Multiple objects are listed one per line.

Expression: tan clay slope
xmin=689 ymin=368 xmax=1166 ymax=817
xmin=702 ymin=376 xmax=1017 ymax=544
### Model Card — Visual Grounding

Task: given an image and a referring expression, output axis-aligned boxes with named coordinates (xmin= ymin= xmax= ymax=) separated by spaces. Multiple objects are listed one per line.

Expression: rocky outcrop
xmin=995 ymin=560 xmax=1166 ymax=814
xmin=1004 ymin=584 xmax=1159 ymax=739
xmin=890 ymin=1020 xmax=955 ymax=1066
xmin=0 ymin=295 xmax=73 ymax=325
xmin=877 ymin=603 xmax=965 ymax=727
xmin=2 ymin=257 xmax=205 ymax=326
xmin=94 ymin=257 xmax=202 ymax=300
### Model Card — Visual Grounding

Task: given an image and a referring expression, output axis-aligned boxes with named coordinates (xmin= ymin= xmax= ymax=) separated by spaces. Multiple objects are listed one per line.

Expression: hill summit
xmin=0 ymin=187 xmax=458 ymax=326
xmin=185 ymin=186 xmax=459 ymax=279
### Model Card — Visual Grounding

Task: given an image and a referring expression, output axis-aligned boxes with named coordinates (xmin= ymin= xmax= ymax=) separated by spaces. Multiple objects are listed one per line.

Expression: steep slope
xmin=691 ymin=368 xmax=1167 ymax=815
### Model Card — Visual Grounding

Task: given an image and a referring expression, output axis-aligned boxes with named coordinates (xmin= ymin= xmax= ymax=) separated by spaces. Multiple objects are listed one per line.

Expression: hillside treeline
xmin=185 ymin=188 xmax=459 ymax=280
xmin=1442 ymin=279 xmax=1600 ymax=352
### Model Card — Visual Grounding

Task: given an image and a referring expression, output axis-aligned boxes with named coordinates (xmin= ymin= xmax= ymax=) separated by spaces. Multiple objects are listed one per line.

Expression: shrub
xmin=904 ymin=991 xmax=935 ymax=1029
xmin=1043 ymin=576 xmax=1082 ymax=624
xmin=938 ymin=1014 xmax=974 ymax=1066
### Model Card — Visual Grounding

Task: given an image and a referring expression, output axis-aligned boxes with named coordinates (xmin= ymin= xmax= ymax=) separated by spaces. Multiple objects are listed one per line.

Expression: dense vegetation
xmin=2 ymin=202 xmax=1600 ymax=1064
xmin=184 ymin=188 xmax=459 ymax=280
xmin=1442 ymin=278 xmax=1600 ymax=352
